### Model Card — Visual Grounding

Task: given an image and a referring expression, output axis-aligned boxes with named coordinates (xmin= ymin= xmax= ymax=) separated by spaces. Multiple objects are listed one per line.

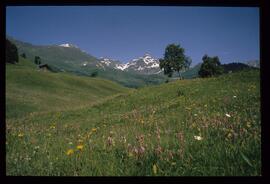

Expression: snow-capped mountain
xmin=113 ymin=53 xmax=161 ymax=75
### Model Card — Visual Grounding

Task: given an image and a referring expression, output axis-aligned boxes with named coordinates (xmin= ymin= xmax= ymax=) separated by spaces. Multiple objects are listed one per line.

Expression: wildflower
xmin=176 ymin=132 xmax=184 ymax=144
xmin=136 ymin=134 xmax=145 ymax=145
xmin=68 ymin=142 xmax=73 ymax=145
xmin=128 ymin=152 xmax=133 ymax=157
xmin=107 ymin=136 xmax=115 ymax=146
xmin=18 ymin=133 xmax=24 ymax=137
xmin=76 ymin=144 xmax=84 ymax=150
xmin=167 ymin=150 xmax=174 ymax=160
xmin=155 ymin=145 xmax=162 ymax=155
xmin=66 ymin=149 xmax=74 ymax=155
xmin=133 ymin=147 xmax=138 ymax=155
xmin=92 ymin=128 xmax=97 ymax=132
xmin=121 ymin=136 xmax=127 ymax=143
xmin=225 ymin=113 xmax=231 ymax=117
xmin=152 ymin=164 xmax=157 ymax=174
xmin=50 ymin=125 xmax=56 ymax=129
xmin=233 ymin=96 xmax=237 ymax=98
xmin=194 ymin=135 xmax=203 ymax=141
xmin=138 ymin=145 xmax=145 ymax=155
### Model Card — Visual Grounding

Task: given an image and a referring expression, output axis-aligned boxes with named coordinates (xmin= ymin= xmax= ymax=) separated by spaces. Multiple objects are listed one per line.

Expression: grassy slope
xmin=6 ymin=69 xmax=260 ymax=176
xmin=6 ymin=57 xmax=130 ymax=119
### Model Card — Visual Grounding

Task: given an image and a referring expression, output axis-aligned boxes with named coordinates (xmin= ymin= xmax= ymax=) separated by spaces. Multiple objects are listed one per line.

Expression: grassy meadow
xmin=6 ymin=58 xmax=261 ymax=176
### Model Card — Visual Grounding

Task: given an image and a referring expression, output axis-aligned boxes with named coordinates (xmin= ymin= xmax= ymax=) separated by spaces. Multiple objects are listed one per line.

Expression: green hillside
xmin=7 ymin=36 xmax=166 ymax=88
xmin=6 ymin=67 xmax=260 ymax=176
xmin=6 ymin=57 xmax=130 ymax=119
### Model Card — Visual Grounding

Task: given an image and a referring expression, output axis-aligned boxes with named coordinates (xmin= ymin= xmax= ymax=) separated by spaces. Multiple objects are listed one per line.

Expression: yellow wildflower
xmin=66 ymin=149 xmax=74 ymax=156
xmin=128 ymin=152 xmax=133 ymax=157
xmin=18 ymin=133 xmax=24 ymax=137
xmin=152 ymin=164 xmax=157 ymax=175
xmin=77 ymin=144 xmax=84 ymax=150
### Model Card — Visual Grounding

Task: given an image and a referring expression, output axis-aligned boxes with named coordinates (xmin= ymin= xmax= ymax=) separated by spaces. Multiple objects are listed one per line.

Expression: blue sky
xmin=6 ymin=6 xmax=259 ymax=65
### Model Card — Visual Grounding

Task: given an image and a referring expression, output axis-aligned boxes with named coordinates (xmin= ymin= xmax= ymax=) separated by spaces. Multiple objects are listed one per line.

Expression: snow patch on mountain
xmin=100 ymin=58 xmax=112 ymax=66
xmin=59 ymin=43 xmax=78 ymax=48
xmin=98 ymin=53 xmax=162 ymax=75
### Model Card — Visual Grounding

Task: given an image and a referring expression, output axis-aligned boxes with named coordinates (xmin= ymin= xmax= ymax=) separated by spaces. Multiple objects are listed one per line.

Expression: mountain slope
xmin=6 ymin=57 xmax=130 ymax=119
xmin=7 ymin=36 xmax=100 ymax=72
xmin=7 ymin=36 xmax=166 ymax=88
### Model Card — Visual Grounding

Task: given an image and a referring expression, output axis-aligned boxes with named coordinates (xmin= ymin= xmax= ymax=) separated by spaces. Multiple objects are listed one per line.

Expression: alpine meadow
xmin=5 ymin=6 xmax=260 ymax=176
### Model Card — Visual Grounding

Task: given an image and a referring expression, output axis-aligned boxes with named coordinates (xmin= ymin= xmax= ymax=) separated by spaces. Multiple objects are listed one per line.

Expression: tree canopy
xmin=6 ymin=39 xmax=18 ymax=64
xmin=198 ymin=54 xmax=223 ymax=78
xmin=34 ymin=56 xmax=41 ymax=65
xmin=159 ymin=43 xmax=191 ymax=79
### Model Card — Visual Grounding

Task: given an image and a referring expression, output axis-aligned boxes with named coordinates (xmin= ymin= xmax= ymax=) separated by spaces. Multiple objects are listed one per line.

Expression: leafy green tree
xmin=34 ymin=56 xmax=41 ymax=65
xmin=6 ymin=39 xmax=18 ymax=64
xmin=198 ymin=54 xmax=223 ymax=77
xmin=159 ymin=43 xmax=191 ymax=79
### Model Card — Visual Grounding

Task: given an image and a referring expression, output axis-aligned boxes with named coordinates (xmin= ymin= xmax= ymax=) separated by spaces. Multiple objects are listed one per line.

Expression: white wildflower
xmin=194 ymin=135 xmax=203 ymax=141
xmin=225 ymin=113 xmax=231 ymax=117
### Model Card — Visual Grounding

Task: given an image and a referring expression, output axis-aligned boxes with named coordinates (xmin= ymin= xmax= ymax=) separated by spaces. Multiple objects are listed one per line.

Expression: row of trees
xmin=159 ymin=43 xmax=223 ymax=79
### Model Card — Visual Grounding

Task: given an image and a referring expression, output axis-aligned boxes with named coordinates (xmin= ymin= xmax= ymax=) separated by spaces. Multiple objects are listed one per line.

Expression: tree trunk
xmin=178 ymin=71 xmax=182 ymax=80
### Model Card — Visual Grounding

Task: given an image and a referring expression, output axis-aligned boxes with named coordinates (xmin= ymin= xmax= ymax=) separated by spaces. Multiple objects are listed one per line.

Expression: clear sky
xmin=6 ymin=6 xmax=259 ymax=65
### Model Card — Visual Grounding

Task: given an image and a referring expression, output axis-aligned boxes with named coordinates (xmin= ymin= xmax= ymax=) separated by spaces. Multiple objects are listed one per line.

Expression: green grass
xmin=6 ymin=57 xmax=130 ymax=119
xmin=6 ymin=60 xmax=260 ymax=176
